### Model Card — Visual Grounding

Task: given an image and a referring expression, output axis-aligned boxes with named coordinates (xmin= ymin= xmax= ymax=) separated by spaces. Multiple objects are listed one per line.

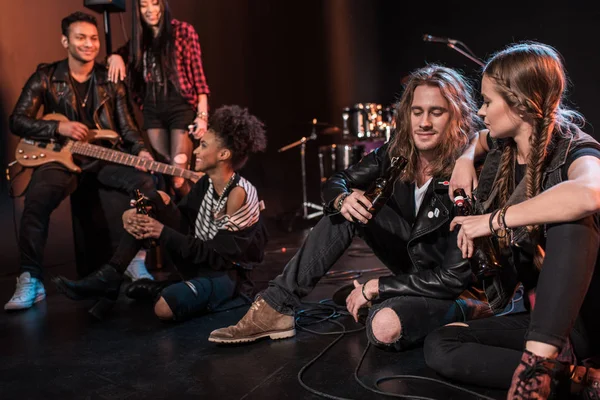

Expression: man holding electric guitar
xmin=5 ymin=12 xmax=159 ymax=311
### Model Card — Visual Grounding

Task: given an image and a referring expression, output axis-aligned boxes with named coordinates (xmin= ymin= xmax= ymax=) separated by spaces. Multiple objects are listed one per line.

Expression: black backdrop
xmin=1 ymin=0 xmax=598 ymax=272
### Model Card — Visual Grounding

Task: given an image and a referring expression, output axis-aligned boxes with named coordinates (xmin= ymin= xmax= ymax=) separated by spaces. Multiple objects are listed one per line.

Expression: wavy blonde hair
xmin=387 ymin=64 xmax=480 ymax=182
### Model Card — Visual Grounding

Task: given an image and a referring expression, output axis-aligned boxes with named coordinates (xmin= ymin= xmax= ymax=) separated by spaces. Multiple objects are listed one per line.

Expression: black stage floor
xmin=0 ymin=218 xmax=507 ymax=400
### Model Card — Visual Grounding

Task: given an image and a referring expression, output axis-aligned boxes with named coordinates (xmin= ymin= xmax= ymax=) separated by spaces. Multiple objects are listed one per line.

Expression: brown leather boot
xmin=208 ymin=296 xmax=295 ymax=344
xmin=507 ymin=350 xmax=570 ymax=399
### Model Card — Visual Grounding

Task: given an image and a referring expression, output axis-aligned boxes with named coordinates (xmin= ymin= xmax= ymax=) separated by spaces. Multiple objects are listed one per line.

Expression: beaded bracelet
xmin=488 ymin=209 xmax=507 ymax=238
xmin=361 ymin=281 xmax=373 ymax=301
xmin=336 ymin=190 xmax=353 ymax=211
xmin=197 ymin=111 xmax=209 ymax=122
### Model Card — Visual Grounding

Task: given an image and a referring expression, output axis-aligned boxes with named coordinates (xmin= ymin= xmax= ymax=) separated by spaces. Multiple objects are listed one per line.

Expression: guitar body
xmin=15 ymin=113 xmax=120 ymax=172
xmin=15 ymin=139 xmax=81 ymax=172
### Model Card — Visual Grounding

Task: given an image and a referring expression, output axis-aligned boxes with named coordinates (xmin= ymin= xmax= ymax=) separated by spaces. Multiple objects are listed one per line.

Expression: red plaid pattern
xmin=168 ymin=19 xmax=210 ymax=107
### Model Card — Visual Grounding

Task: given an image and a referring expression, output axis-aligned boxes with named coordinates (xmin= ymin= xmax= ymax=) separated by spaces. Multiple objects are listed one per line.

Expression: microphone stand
xmin=447 ymin=43 xmax=485 ymax=67
xmin=278 ymin=119 xmax=323 ymax=231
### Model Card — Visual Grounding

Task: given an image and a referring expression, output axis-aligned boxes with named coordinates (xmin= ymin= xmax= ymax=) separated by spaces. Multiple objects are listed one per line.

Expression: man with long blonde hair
xmin=209 ymin=65 xmax=505 ymax=350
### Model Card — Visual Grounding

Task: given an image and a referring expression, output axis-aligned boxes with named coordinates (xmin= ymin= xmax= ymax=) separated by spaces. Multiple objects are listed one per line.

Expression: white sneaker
xmin=4 ymin=272 xmax=46 ymax=311
xmin=124 ymin=259 xmax=154 ymax=282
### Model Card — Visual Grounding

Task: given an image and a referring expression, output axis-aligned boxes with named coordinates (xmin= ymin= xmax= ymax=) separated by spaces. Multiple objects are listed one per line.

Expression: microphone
xmin=422 ymin=34 xmax=457 ymax=45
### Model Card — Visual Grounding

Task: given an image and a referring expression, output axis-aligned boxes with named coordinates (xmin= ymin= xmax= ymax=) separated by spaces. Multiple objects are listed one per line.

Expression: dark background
xmin=1 ymin=0 xmax=599 ymax=275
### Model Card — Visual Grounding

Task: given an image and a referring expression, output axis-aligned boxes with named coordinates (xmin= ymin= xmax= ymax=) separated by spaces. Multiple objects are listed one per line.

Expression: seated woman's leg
xmin=366 ymin=296 xmax=463 ymax=351
xmin=423 ymin=313 xmax=530 ymax=389
xmin=156 ymin=270 xmax=238 ymax=322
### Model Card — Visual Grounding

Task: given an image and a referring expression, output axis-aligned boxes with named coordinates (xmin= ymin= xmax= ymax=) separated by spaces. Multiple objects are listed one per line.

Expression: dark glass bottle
xmin=361 ymin=156 xmax=408 ymax=218
xmin=453 ymin=188 xmax=501 ymax=277
xmin=132 ymin=189 xmax=156 ymax=247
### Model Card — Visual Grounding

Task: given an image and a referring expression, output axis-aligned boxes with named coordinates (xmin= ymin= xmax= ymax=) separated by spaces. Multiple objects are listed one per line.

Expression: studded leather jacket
xmin=9 ymin=59 xmax=146 ymax=155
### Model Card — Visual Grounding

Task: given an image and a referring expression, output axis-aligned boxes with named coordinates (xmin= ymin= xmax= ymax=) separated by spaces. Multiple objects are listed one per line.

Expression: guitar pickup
xmin=53 ymin=143 xmax=62 ymax=151
xmin=37 ymin=142 xmax=48 ymax=149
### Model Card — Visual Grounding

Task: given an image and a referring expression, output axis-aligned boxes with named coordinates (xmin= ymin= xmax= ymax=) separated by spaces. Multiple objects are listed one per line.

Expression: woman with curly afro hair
xmin=53 ymin=105 xmax=269 ymax=322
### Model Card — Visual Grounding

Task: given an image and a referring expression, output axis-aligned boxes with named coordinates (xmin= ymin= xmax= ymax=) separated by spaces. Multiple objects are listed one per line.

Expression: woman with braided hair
xmin=424 ymin=43 xmax=600 ymax=399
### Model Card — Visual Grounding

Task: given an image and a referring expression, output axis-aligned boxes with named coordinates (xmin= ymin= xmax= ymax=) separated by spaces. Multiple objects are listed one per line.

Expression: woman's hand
xmin=190 ymin=117 xmax=207 ymax=139
xmin=449 ymin=156 xmax=478 ymax=200
xmin=107 ymin=54 xmax=126 ymax=83
xmin=451 ymin=214 xmax=494 ymax=258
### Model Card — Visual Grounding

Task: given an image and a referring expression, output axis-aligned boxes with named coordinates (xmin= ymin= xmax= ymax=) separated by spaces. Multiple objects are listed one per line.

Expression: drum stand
xmin=278 ymin=120 xmax=324 ymax=231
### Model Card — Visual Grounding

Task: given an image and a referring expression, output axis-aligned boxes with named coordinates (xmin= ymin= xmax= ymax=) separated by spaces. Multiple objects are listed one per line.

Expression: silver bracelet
xmin=336 ymin=191 xmax=352 ymax=211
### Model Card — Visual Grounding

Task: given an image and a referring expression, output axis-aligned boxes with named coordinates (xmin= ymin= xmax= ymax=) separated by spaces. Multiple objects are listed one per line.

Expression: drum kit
xmin=278 ymin=102 xmax=396 ymax=226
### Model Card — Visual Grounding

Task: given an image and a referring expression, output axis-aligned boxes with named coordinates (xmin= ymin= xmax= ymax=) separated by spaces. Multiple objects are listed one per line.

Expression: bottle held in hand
xmin=359 ymin=156 xmax=408 ymax=220
xmin=453 ymin=188 xmax=501 ymax=277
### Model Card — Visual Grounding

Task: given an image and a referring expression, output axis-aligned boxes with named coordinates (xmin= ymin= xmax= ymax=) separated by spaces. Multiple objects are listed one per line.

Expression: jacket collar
xmin=51 ymin=58 xmax=107 ymax=86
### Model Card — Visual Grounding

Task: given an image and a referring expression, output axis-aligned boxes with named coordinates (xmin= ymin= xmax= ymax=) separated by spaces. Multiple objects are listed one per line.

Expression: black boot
xmin=52 ymin=264 xmax=122 ymax=319
xmin=125 ymin=279 xmax=173 ymax=303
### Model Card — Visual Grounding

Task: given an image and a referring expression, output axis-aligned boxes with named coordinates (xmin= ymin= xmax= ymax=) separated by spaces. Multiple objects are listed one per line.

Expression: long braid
xmin=493 ymin=141 xmax=516 ymax=248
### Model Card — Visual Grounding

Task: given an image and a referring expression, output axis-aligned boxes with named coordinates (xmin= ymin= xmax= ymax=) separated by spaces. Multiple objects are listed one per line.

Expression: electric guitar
xmin=15 ymin=113 xmax=202 ymax=183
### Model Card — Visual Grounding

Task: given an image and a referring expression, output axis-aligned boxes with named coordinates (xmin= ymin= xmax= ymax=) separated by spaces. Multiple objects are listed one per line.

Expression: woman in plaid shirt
xmin=107 ymin=0 xmax=210 ymax=199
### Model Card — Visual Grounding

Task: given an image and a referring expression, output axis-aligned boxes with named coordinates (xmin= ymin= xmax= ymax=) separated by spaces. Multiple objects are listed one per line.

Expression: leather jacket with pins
xmin=9 ymin=59 xmax=146 ymax=156
xmin=322 ymin=142 xmax=479 ymax=302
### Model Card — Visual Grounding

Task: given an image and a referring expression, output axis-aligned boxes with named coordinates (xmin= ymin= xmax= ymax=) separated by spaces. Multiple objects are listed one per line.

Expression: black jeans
xmin=262 ymin=205 xmax=412 ymax=315
xmin=19 ymin=162 xmax=156 ymax=280
xmin=108 ymin=196 xmax=249 ymax=319
xmin=261 ymin=206 xmax=471 ymax=348
xmin=423 ymin=217 xmax=600 ymax=389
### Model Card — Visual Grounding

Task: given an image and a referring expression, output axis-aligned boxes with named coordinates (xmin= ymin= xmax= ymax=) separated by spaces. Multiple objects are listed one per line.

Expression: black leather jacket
xmin=9 ymin=59 xmax=146 ymax=155
xmin=322 ymin=143 xmax=475 ymax=301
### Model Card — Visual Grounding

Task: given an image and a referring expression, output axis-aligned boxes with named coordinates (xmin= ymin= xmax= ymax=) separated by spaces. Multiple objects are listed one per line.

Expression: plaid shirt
xmin=117 ymin=19 xmax=210 ymax=107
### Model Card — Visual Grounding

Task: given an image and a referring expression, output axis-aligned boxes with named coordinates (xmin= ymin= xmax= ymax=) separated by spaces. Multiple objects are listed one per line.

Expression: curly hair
xmin=484 ymin=42 xmax=584 ymax=266
xmin=387 ymin=64 xmax=480 ymax=182
xmin=61 ymin=12 xmax=97 ymax=37
xmin=210 ymin=105 xmax=267 ymax=170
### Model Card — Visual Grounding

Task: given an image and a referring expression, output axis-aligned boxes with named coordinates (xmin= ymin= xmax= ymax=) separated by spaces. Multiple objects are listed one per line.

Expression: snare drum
xmin=342 ymin=103 xmax=395 ymax=141
xmin=318 ymin=144 xmax=364 ymax=182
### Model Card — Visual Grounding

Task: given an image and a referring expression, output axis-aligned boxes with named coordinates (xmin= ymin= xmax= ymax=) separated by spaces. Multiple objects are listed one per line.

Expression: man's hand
xmin=346 ymin=279 xmax=377 ymax=322
xmin=57 ymin=121 xmax=89 ymax=141
xmin=338 ymin=189 xmax=372 ymax=224
xmin=136 ymin=150 xmax=154 ymax=172
xmin=107 ymin=54 xmax=126 ymax=83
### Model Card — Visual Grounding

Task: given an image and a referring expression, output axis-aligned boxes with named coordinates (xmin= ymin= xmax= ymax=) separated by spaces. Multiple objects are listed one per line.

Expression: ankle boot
xmin=507 ymin=350 xmax=571 ymax=399
xmin=125 ymin=279 xmax=172 ymax=303
xmin=52 ymin=264 xmax=122 ymax=319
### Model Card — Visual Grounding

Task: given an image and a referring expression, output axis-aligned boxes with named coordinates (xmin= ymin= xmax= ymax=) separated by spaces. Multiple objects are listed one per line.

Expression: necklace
xmin=70 ymin=71 xmax=94 ymax=108
xmin=212 ymin=173 xmax=237 ymax=218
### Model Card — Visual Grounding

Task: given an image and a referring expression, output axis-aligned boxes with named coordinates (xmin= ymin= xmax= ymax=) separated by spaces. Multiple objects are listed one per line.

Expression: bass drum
xmin=318 ymin=144 xmax=365 ymax=183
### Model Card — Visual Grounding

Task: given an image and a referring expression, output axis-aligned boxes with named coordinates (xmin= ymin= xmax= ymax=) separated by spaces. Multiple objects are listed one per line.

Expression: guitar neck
xmin=71 ymin=142 xmax=198 ymax=180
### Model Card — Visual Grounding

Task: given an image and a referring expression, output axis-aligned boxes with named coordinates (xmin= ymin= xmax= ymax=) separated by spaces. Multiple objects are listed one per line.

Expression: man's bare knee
xmin=154 ymin=297 xmax=174 ymax=320
xmin=445 ymin=322 xmax=469 ymax=327
xmin=371 ymin=307 xmax=402 ymax=344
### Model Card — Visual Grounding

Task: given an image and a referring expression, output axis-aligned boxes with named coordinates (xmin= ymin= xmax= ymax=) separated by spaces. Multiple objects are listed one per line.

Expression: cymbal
xmin=321 ymin=126 xmax=341 ymax=135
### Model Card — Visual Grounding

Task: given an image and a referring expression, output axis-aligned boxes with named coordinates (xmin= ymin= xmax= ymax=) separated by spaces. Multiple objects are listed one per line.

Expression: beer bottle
xmin=453 ymin=188 xmax=501 ymax=277
xmin=360 ymin=156 xmax=408 ymax=218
